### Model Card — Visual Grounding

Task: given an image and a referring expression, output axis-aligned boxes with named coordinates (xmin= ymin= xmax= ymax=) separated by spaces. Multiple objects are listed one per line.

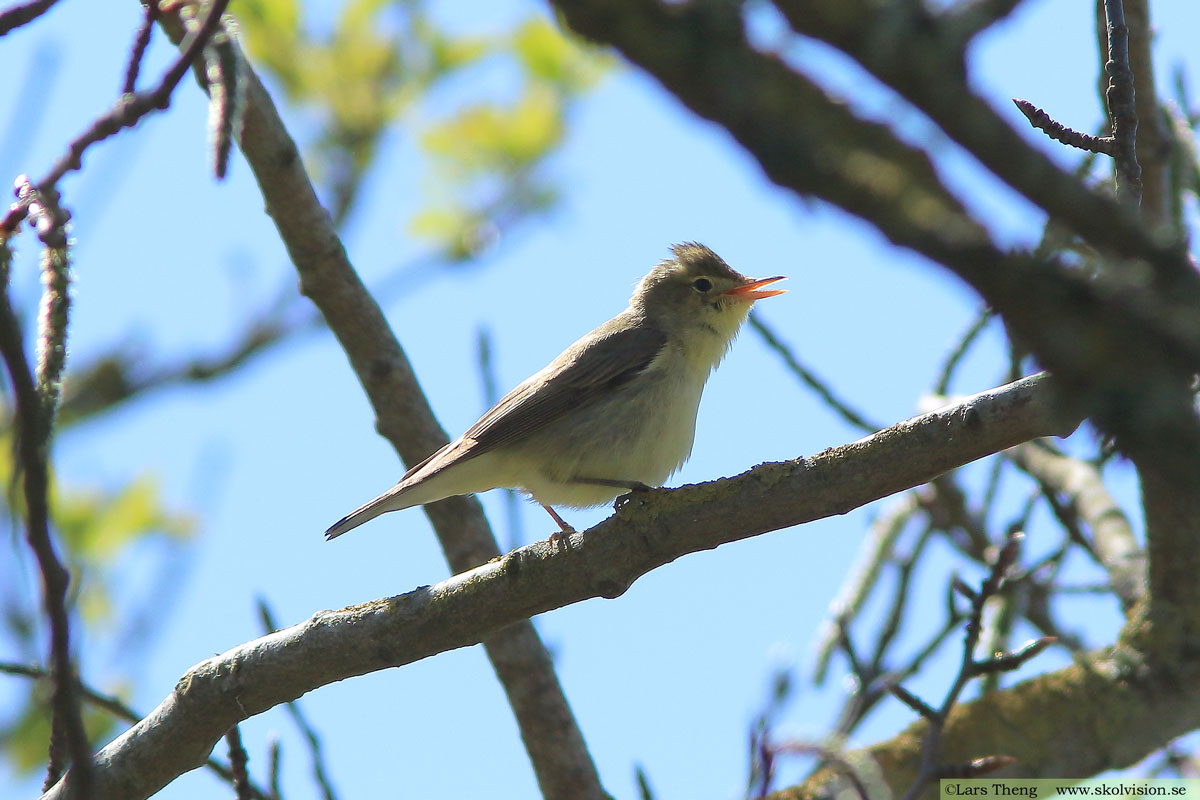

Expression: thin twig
xmin=897 ymin=531 xmax=1039 ymax=800
xmin=831 ymin=524 xmax=951 ymax=737
xmin=0 ymin=276 xmax=89 ymax=791
xmin=204 ymin=25 xmax=242 ymax=180
xmin=934 ymin=307 xmax=993 ymax=395
xmin=813 ymin=492 xmax=918 ymax=683
xmin=0 ymin=0 xmax=59 ymax=36
xmin=868 ymin=524 xmax=937 ymax=680
xmin=121 ymin=1 xmax=158 ymax=95
xmin=921 ymin=475 xmax=990 ymax=559
xmin=225 ymin=726 xmax=252 ymax=800
xmin=0 ymin=9 xmax=233 ymax=787
xmin=1120 ymin=0 xmax=1166 ymax=224
xmin=268 ymin=738 xmax=283 ymax=800
xmin=24 ymin=0 xmax=231 ymax=206
xmin=257 ymin=600 xmax=339 ymax=800
xmin=889 ymin=683 xmax=938 ymax=720
xmin=749 ymin=311 xmax=881 ymax=434
xmin=476 ymin=327 xmax=525 ymax=550
xmin=0 ymin=660 xmax=274 ymax=799
xmin=770 ymin=742 xmax=875 ymax=800
xmin=1012 ymin=98 xmax=1116 ymax=155
xmin=1103 ymin=0 xmax=1142 ymax=207
xmin=1007 ymin=440 xmax=1145 ymax=611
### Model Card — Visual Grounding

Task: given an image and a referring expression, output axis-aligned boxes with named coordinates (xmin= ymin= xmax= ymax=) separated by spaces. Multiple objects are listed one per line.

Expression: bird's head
xmin=632 ymin=242 xmax=785 ymax=347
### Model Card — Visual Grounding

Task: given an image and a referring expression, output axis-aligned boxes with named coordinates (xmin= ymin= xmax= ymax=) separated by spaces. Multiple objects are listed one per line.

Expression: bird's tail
xmin=325 ymin=483 xmax=417 ymax=540
xmin=324 ymin=441 xmax=484 ymax=540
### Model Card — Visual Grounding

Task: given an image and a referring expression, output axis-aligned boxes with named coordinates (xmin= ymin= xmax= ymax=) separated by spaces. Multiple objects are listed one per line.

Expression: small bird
xmin=325 ymin=243 xmax=785 ymax=540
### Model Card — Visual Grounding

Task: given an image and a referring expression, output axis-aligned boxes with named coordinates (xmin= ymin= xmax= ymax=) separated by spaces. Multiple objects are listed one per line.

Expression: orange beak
xmin=722 ymin=275 xmax=787 ymax=302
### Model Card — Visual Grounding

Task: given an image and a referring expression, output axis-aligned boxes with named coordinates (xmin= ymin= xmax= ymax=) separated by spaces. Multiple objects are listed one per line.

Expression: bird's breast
xmin=501 ymin=343 xmax=707 ymax=508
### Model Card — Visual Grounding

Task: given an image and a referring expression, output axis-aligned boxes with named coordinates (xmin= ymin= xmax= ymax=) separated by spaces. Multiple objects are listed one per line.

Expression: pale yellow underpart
xmin=379 ymin=301 xmax=746 ymax=511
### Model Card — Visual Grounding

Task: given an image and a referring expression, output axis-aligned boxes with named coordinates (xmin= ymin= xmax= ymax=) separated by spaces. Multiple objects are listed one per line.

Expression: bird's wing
xmin=464 ymin=322 xmax=668 ymax=454
xmin=401 ymin=322 xmax=668 ymax=485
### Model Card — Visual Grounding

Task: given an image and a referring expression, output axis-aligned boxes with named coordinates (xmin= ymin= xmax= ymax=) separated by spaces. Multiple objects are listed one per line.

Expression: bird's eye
xmin=692 ymin=277 xmax=713 ymax=293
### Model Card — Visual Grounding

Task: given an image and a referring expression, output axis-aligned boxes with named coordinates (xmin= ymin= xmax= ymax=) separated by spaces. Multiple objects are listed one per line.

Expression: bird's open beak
xmin=722 ymin=275 xmax=787 ymax=301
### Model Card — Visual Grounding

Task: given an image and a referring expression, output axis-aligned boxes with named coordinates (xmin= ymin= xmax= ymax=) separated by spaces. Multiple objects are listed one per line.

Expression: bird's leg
xmin=542 ymin=504 xmax=576 ymax=545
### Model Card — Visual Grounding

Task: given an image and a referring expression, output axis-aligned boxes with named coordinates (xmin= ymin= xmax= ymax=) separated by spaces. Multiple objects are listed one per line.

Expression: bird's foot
xmin=613 ymin=482 xmax=654 ymax=512
xmin=547 ymin=526 xmax=576 ymax=548
xmin=541 ymin=504 xmax=576 ymax=548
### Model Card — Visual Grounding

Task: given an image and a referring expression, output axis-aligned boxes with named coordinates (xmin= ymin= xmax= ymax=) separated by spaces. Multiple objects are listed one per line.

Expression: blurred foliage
xmin=235 ymin=0 xmax=611 ymax=253
xmin=0 ymin=428 xmax=193 ymax=773
xmin=2 ymin=0 xmax=608 ymax=777
xmin=0 ymin=678 xmax=128 ymax=774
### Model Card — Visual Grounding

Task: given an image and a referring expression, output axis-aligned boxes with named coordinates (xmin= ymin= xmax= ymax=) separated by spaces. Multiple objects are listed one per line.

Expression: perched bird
xmin=325 ymin=242 xmax=785 ymax=540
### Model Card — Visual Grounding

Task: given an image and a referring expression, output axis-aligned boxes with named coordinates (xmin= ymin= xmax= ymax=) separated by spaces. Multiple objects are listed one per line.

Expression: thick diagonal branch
xmin=138 ymin=8 xmax=605 ymax=800
xmin=781 ymin=645 xmax=1200 ymax=799
xmin=546 ymin=0 xmax=1200 ymax=418
xmin=771 ymin=0 xmax=1180 ymax=272
xmin=39 ymin=373 xmax=1080 ymax=800
xmin=547 ymin=0 xmax=1200 ymax=667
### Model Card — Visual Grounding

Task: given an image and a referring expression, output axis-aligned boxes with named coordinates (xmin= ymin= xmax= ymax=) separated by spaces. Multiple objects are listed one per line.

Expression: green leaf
xmin=0 ymin=688 xmax=119 ymax=774
xmin=513 ymin=18 xmax=574 ymax=83
xmin=409 ymin=207 xmax=470 ymax=240
xmin=55 ymin=477 xmax=195 ymax=560
xmin=512 ymin=16 xmax=611 ymax=91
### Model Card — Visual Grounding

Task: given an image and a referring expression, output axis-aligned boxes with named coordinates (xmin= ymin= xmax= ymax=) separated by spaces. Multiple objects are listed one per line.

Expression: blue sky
xmin=3 ymin=1 xmax=1199 ymax=798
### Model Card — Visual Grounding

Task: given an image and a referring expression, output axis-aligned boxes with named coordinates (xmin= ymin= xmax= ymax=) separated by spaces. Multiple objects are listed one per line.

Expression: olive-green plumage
xmin=325 ymin=243 xmax=784 ymax=539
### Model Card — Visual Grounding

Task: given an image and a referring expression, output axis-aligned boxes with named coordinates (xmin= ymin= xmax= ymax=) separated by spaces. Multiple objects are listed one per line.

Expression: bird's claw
xmin=547 ymin=525 xmax=576 ymax=549
xmin=613 ymin=483 xmax=653 ymax=512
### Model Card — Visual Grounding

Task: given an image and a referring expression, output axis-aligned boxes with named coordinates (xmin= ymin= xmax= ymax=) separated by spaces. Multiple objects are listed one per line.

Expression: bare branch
xmin=0 ymin=660 xmax=309 ymax=800
xmin=1012 ymin=98 xmax=1116 ymax=155
xmin=897 ymin=531 xmax=1031 ymax=800
xmin=789 ymin=638 xmax=1200 ymax=798
xmin=933 ymin=307 xmax=993 ymax=396
xmin=889 ymin=683 xmax=937 ymax=721
xmin=973 ymin=636 xmax=1056 ymax=674
xmin=0 ymin=268 xmax=90 ymax=792
xmin=750 ymin=311 xmax=881 ymax=434
xmin=813 ymin=493 xmax=917 ymax=682
xmin=1102 ymin=0 xmax=1142 ymax=207
xmin=120 ymin=1 xmax=157 ymax=95
xmin=146 ymin=8 xmax=607 ymax=797
xmin=1121 ymin=0 xmax=1169 ymax=225
xmin=766 ymin=0 xmax=1182 ymax=269
xmin=549 ymin=0 xmax=1200 ymax=480
xmin=0 ymin=0 xmax=60 ymax=37
xmin=39 ymin=373 xmax=1077 ymax=800
xmin=34 ymin=232 xmax=69 ymax=430
xmin=224 ymin=726 xmax=252 ymax=800
xmin=1006 ymin=441 xmax=1145 ymax=611
xmin=257 ymin=600 xmax=339 ymax=800
xmin=22 ymin=0 xmax=231 ymax=207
